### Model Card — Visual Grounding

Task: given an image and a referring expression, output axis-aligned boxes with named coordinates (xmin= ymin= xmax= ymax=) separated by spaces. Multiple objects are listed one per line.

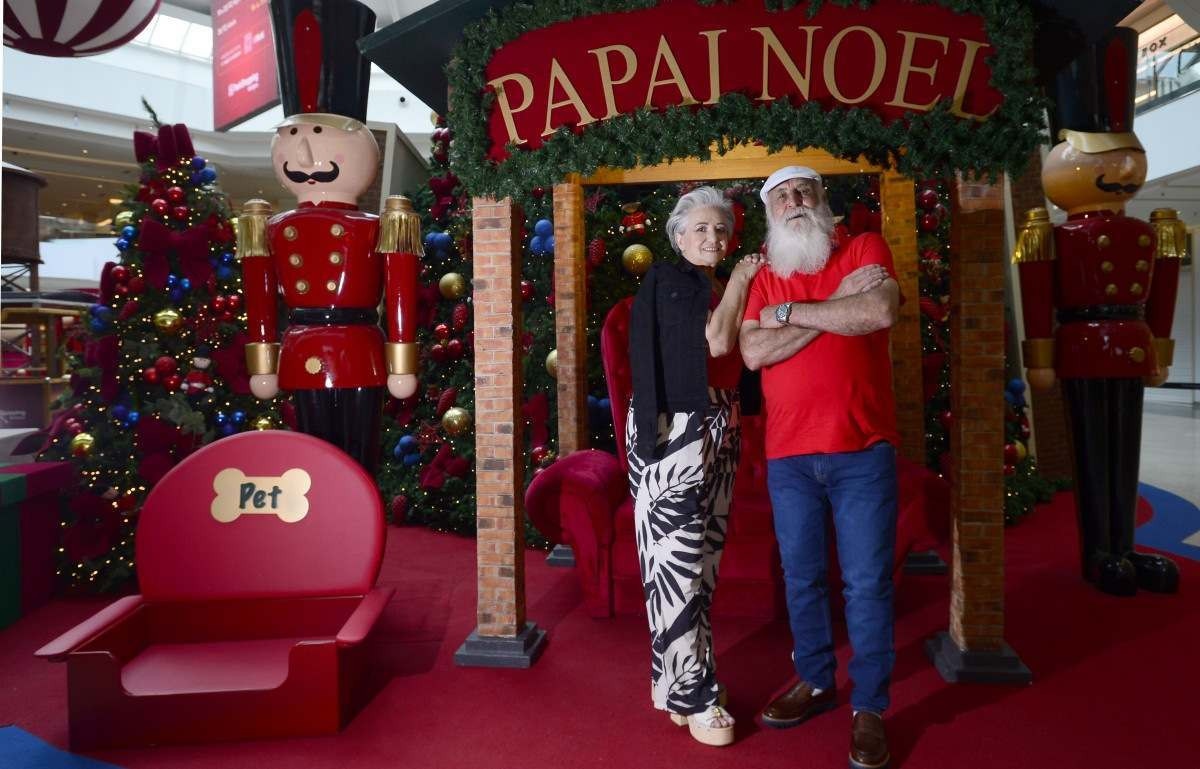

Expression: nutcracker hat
xmin=1047 ymin=26 xmax=1144 ymax=153
xmin=760 ymin=166 xmax=824 ymax=204
xmin=269 ymin=0 xmax=376 ymax=130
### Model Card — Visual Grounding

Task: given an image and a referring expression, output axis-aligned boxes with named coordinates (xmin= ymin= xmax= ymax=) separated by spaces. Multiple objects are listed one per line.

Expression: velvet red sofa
xmin=36 ymin=431 xmax=393 ymax=749
xmin=526 ymin=298 xmax=948 ymax=619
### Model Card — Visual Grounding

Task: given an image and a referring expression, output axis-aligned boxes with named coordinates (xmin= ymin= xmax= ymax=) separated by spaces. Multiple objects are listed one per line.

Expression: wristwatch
xmin=774 ymin=301 xmax=794 ymax=326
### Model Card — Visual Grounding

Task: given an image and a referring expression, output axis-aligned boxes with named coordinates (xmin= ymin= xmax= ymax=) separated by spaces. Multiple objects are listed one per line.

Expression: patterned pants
xmin=625 ymin=388 xmax=739 ymax=715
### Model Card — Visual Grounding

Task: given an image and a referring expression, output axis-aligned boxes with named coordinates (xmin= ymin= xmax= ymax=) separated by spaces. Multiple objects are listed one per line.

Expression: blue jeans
xmin=767 ymin=442 xmax=898 ymax=713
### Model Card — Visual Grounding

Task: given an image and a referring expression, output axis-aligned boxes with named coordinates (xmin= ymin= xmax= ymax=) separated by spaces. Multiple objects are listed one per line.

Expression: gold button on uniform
xmin=295 ymin=279 xmax=309 ymax=293
xmin=1129 ymin=347 xmax=1145 ymax=363
xmin=1097 ymin=235 xmax=1111 ymax=248
xmin=1131 ymin=283 xmax=1143 ymax=295
xmin=283 ymin=226 xmax=298 ymax=241
xmin=1136 ymin=260 xmax=1149 ymax=272
xmin=304 ymin=356 xmax=322 ymax=374
xmin=1105 ymin=283 xmax=1118 ymax=296
xmin=326 ymin=280 xmax=338 ymax=292
xmin=1138 ymin=234 xmax=1151 ymax=247
xmin=1101 ymin=261 xmax=1114 ymax=273
xmin=330 ymin=223 xmax=345 ymax=237
xmin=289 ymin=254 xmax=302 ymax=267
xmin=329 ymin=252 xmax=343 ymax=265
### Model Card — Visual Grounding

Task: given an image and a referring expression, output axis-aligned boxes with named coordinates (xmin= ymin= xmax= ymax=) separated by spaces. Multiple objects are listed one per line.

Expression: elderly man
xmin=740 ymin=166 xmax=900 ymax=769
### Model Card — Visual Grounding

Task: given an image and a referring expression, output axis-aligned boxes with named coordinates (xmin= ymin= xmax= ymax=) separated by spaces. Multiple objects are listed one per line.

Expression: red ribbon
xmin=138 ymin=217 xmax=212 ymax=289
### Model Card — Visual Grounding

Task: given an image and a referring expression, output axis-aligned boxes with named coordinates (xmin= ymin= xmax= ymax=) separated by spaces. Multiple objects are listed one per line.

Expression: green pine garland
xmin=447 ymin=0 xmax=1046 ymax=200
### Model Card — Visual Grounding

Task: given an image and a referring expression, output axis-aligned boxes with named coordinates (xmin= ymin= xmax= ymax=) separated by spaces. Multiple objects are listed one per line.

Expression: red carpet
xmin=1 ymin=490 xmax=1195 ymax=768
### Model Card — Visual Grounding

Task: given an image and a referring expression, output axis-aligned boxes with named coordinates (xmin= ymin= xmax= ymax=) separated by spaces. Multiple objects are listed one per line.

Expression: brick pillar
xmin=1008 ymin=159 xmax=1073 ymax=481
xmin=455 ymin=196 xmax=546 ymax=668
xmin=880 ymin=171 xmax=925 ymax=465
xmin=925 ymin=178 xmax=1030 ymax=683
xmin=552 ymin=180 xmax=588 ymax=455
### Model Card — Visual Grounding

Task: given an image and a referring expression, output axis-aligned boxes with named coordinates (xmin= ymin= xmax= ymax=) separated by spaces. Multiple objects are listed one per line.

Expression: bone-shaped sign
xmin=211 ymin=468 xmax=312 ymax=523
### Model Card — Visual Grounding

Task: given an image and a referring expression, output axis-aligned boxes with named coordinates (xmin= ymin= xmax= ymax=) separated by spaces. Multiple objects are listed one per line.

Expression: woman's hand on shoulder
xmin=730 ymin=253 xmax=765 ymax=286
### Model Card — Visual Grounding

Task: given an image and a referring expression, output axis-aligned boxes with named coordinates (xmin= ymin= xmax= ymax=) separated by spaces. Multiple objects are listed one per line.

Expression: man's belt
xmin=289 ymin=307 xmax=379 ymax=325
xmin=1057 ymin=305 xmax=1145 ymax=323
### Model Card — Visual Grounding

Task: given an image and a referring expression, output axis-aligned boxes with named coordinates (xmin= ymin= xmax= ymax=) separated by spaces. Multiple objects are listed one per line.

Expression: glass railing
xmin=1136 ymin=36 xmax=1200 ymax=114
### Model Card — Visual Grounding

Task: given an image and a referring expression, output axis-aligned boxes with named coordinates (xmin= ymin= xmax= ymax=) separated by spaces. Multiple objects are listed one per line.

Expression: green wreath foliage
xmin=446 ymin=0 xmax=1046 ymax=199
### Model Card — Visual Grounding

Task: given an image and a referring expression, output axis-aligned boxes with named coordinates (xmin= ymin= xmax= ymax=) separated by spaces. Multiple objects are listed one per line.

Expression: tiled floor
xmin=1140 ymin=400 xmax=1200 ymax=505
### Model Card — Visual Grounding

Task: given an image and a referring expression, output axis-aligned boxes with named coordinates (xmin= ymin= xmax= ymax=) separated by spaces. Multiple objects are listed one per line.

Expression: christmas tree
xmin=39 ymin=115 xmax=278 ymax=591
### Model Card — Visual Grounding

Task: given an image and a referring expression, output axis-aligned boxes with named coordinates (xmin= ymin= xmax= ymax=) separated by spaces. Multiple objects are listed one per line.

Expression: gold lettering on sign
xmin=886 ymin=30 xmax=950 ymax=111
xmin=699 ymin=29 xmax=726 ymax=105
xmin=644 ymin=35 xmax=698 ymax=108
xmin=950 ymin=39 xmax=998 ymax=119
xmin=589 ymin=44 xmax=638 ymax=120
xmin=543 ymin=58 xmax=598 ymax=137
xmin=211 ymin=467 xmax=312 ymax=524
xmin=825 ymin=25 xmax=887 ymax=105
xmin=487 ymin=73 xmax=535 ymax=145
xmin=753 ymin=26 xmax=819 ymax=101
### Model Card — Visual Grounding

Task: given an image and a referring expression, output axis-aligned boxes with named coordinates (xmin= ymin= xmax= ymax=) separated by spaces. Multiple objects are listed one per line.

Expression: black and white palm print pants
xmin=625 ymin=387 xmax=740 ymax=715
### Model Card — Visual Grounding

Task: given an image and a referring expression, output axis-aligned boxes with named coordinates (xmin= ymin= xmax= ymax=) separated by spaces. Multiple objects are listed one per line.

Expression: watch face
xmin=775 ymin=303 xmax=789 ymax=324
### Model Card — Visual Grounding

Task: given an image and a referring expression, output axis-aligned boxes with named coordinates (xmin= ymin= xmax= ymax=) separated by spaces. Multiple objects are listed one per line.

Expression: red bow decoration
xmin=138 ymin=217 xmax=213 ymax=289
xmin=210 ymin=332 xmax=252 ymax=395
xmin=133 ymin=123 xmax=196 ymax=170
xmin=523 ymin=392 xmax=549 ymax=449
xmin=83 ymin=335 xmax=120 ymax=403
xmin=418 ymin=443 xmax=470 ymax=491
xmin=135 ymin=416 xmax=199 ymax=485
xmin=62 ymin=493 xmax=121 ymax=563
xmin=416 ymin=284 xmax=442 ymax=328
xmin=99 ymin=261 xmax=118 ymax=305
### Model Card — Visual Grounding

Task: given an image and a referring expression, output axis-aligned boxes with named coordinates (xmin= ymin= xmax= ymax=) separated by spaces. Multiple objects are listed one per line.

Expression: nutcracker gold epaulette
xmin=1012 ymin=207 xmax=1055 ymax=263
xmin=236 ymin=199 xmax=272 ymax=258
xmin=376 ymin=195 xmax=425 ymax=255
xmin=1149 ymin=208 xmax=1187 ymax=260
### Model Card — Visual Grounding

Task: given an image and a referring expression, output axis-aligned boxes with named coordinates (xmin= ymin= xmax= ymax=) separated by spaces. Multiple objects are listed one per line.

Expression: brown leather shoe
xmin=760 ymin=681 xmax=836 ymax=728
xmin=849 ymin=711 xmax=889 ymax=769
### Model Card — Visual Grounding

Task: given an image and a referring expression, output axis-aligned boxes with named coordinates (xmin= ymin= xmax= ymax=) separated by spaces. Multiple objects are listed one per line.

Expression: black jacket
xmin=628 ymin=261 xmax=760 ymax=452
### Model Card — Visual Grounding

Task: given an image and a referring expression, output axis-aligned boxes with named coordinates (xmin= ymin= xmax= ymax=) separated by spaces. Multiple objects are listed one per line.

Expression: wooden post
xmin=455 ymin=196 xmax=547 ymax=667
xmin=552 ymin=179 xmax=588 ymax=455
xmin=880 ymin=171 xmax=925 ymax=465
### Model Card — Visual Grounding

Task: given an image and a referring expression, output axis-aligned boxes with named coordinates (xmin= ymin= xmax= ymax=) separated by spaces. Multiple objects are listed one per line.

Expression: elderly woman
xmin=626 ymin=186 xmax=763 ymax=747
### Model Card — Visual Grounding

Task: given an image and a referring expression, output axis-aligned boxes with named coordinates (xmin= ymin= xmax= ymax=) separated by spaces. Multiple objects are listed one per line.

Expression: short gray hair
xmin=665 ymin=186 xmax=734 ymax=255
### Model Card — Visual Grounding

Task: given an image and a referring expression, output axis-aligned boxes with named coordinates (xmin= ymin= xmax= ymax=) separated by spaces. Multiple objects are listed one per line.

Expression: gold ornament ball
xmin=1014 ymin=441 xmax=1028 ymax=462
xmin=622 ymin=244 xmax=653 ymax=276
xmin=439 ymin=272 xmax=468 ymax=299
xmin=545 ymin=348 xmax=558 ymax=379
xmin=69 ymin=432 xmax=95 ymax=457
xmin=153 ymin=308 xmax=184 ymax=335
xmin=441 ymin=406 xmax=473 ymax=436
xmin=114 ymin=210 xmax=134 ymax=228
xmin=252 ymin=416 xmax=274 ymax=431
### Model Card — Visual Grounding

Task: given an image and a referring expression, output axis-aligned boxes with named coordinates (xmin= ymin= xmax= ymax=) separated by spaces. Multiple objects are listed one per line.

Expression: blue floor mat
xmin=0 ymin=727 xmax=122 ymax=769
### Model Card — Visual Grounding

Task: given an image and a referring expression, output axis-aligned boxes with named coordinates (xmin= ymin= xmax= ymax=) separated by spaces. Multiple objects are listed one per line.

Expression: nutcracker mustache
xmin=1095 ymin=175 xmax=1139 ymax=194
xmin=282 ymin=162 xmax=341 ymax=184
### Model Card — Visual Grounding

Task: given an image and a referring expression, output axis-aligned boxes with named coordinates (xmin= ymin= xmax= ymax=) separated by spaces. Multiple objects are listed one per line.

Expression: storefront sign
xmin=484 ymin=0 xmax=1001 ymax=159
xmin=212 ymin=0 xmax=279 ymax=131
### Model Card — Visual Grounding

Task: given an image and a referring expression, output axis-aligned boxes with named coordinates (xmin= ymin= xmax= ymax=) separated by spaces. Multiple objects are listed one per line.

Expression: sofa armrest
xmin=336 ymin=587 xmax=394 ymax=647
xmin=35 ymin=595 xmax=144 ymax=661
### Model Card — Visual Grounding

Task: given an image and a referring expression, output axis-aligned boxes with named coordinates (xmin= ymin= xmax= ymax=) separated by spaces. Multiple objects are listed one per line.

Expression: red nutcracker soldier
xmin=235 ymin=0 xmax=421 ymax=472
xmin=1014 ymin=27 xmax=1183 ymax=596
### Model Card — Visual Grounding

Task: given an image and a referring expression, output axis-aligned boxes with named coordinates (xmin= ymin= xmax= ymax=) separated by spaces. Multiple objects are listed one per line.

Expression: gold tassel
xmin=1150 ymin=208 xmax=1188 ymax=260
xmin=237 ymin=199 xmax=272 ymax=258
xmin=1012 ymin=207 xmax=1055 ymax=264
xmin=376 ymin=195 xmax=425 ymax=255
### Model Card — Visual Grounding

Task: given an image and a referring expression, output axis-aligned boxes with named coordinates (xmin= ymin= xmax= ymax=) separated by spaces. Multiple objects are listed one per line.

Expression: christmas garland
xmin=446 ymin=0 xmax=1046 ymax=200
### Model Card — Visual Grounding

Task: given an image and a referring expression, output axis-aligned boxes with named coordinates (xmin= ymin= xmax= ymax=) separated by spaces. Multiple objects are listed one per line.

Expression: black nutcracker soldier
xmin=235 ymin=0 xmax=422 ymax=472
xmin=1014 ymin=27 xmax=1184 ymax=596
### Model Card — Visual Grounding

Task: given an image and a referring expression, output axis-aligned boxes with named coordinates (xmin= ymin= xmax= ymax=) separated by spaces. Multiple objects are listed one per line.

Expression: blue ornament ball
xmin=220 ymin=422 xmax=237 ymax=437
xmin=1007 ymin=377 xmax=1026 ymax=395
xmin=220 ymin=251 xmax=235 ymax=265
xmin=216 ymin=265 xmax=234 ymax=280
xmin=199 ymin=167 xmax=217 ymax=183
xmin=545 ymin=235 xmax=555 ymax=253
xmin=166 ymin=274 xmax=178 ymax=287
xmin=180 ymin=277 xmax=192 ymax=291
xmin=215 ymin=411 xmax=229 ymax=425
xmin=121 ymin=225 xmax=137 ymax=239
xmin=191 ymin=156 xmax=207 ymax=170
xmin=126 ymin=410 xmax=140 ymax=424
xmin=398 ymin=434 xmax=418 ymax=453
xmin=169 ymin=287 xmax=184 ymax=303
xmin=189 ymin=172 xmax=203 ymax=186
xmin=115 ymin=238 xmax=130 ymax=251
xmin=598 ymin=397 xmax=611 ymax=411
xmin=424 ymin=232 xmax=438 ymax=249
xmin=88 ymin=317 xmax=109 ymax=333
xmin=1003 ymin=391 xmax=1017 ymax=406
xmin=232 ymin=410 xmax=246 ymax=424
xmin=435 ymin=231 xmax=453 ymax=250
xmin=529 ymin=235 xmax=545 ymax=254
xmin=112 ymin=405 xmax=129 ymax=422
xmin=392 ymin=441 xmax=406 ymax=459
xmin=402 ymin=452 xmax=422 ymax=467
xmin=534 ymin=218 xmax=553 ymax=237
xmin=587 ymin=394 xmax=598 ymax=408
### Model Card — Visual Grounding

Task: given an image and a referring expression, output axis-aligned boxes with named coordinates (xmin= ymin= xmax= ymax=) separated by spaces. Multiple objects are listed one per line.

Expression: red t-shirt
xmin=743 ymin=232 xmax=900 ymax=459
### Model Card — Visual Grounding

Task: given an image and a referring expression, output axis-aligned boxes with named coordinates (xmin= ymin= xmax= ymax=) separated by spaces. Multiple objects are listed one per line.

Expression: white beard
xmin=766 ymin=204 xmax=835 ymax=278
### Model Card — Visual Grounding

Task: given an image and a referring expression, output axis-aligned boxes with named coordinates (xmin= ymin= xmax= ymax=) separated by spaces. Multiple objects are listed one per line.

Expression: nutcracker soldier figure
xmin=235 ymin=0 xmax=421 ymax=472
xmin=1014 ymin=27 xmax=1184 ymax=596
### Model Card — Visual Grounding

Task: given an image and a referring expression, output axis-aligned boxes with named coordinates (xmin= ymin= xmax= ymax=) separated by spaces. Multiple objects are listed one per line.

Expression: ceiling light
xmin=97 ymin=184 xmax=104 ymax=189
xmin=108 ymin=197 xmax=122 ymax=204
xmin=82 ymin=148 xmax=89 ymax=154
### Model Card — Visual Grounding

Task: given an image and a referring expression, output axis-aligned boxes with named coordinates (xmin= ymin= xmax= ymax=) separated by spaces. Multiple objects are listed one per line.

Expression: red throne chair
xmin=525 ymin=298 xmax=948 ymax=619
xmin=36 ymin=431 xmax=394 ymax=749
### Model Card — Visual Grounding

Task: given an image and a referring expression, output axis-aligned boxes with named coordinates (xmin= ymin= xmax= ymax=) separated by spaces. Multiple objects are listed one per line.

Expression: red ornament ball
xmin=532 ymin=186 xmax=545 ymax=199
xmin=166 ymin=186 xmax=186 ymax=203
xmin=434 ymin=323 xmax=450 ymax=340
xmin=171 ymin=205 xmax=190 ymax=221
xmin=115 ymin=284 xmax=129 ymax=296
xmin=212 ymin=295 xmax=228 ymax=311
xmin=520 ymin=279 xmax=534 ymax=302
xmin=446 ymin=339 xmax=463 ymax=359
xmin=142 ymin=367 xmax=159 ymax=385
xmin=937 ymin=410 xmax=954 ymax=430
xmin=1003 ymin=443 xmax=1019 ymax=464
xmin=1003 ymin=463 xmax=1016 ymax=477
xmin=163 ymin=374 xmax=182 ymax=391
xmin=111 ymin=265 xmax=129 ymax=283
xmin=151 ymin=198 xmax=169 ymax=215
xmin=227 ymin=294 xmax=241 ymax=309
xmin=128 ymin=276 xmax=145 ymax=295
xmin=154 ymin=355 xmax=178 ymax=377
xmin=917 ymin=188 xmax=939 ymax=211
xmin=430 ymin=343 xmax=447 ymax=362
xmin=531 ymin=445 xmax=549 ymax=466
xmin=919 ymin=213 xmax=941 ymax=233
